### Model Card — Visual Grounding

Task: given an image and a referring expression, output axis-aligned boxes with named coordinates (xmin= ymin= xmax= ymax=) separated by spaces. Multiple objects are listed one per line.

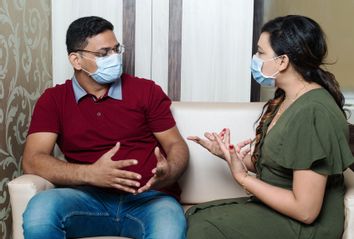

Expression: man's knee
xmin=23 ymin=189 xmax=67 ymax=238
xmin=24 ymin=190 xmax=59 ymax=221
xmin=148 ymin=196 xmax=186 ymax=238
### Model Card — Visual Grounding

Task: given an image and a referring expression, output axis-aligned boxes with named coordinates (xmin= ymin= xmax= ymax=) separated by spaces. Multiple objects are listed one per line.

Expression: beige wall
xmin=0 ymin=0 xmax=52 ymax=238
xmin=263 ymin=0 xmax=354 ymax=92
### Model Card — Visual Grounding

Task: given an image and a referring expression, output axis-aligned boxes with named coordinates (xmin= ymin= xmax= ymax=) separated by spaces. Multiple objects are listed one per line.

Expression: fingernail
xmin=222 ymin=128 xmax=226 ymax=131
xmin=137 ymin=175 xmax=141 ymax=179
xmin=135 ymin=183 xmax=140 ymax=187
xmin=229 ymin=144 xmax=234 ymax=149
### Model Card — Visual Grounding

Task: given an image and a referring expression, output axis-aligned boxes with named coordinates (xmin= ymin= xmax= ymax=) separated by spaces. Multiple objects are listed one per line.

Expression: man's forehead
xmin=85 ymin=30 xmax=118 ymax=48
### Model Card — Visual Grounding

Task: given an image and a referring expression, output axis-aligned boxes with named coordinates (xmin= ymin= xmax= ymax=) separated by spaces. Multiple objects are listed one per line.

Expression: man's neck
xmin=74 ymin=72 xmax=109 ymax=99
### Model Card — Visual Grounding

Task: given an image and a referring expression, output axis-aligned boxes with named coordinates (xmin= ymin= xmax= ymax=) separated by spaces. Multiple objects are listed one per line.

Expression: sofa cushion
xmin=171 ymin=102 xmax=264 ymax=204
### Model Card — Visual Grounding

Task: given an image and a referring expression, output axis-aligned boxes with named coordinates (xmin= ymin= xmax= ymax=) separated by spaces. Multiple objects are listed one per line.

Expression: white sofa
xmin=8 ymin=102 xmax=354 ymax=239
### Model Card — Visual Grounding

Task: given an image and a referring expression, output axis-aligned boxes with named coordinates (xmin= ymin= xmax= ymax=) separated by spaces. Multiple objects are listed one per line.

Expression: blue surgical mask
xmin=83 ymin=53 xmax=123 ymax=84
xmin=251 ymin=54 xmax=279 ymax=87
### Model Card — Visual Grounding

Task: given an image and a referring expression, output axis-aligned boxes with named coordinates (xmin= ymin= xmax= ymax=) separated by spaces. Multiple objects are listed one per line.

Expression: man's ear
xmin=68 ymin=53 xmax=82 ymax=71
xmin=278 ymin=55 xmax=290 ymax=71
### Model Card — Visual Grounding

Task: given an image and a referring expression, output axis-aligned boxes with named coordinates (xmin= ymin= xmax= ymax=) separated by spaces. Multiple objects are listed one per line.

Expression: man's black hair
xmin=66 ymin=16 xmax=114 ymax=54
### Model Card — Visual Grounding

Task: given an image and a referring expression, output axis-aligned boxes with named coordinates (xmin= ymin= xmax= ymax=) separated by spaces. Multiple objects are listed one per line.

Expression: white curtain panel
xmin=181 ymin=0 xmax=254 ymax=102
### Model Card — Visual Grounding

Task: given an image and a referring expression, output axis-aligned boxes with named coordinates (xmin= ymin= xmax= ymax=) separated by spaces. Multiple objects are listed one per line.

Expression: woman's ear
xmin=278 ymin=55 xmax=290 ymax=71
xmin=68 ymin=53 xmax=82 ymax=71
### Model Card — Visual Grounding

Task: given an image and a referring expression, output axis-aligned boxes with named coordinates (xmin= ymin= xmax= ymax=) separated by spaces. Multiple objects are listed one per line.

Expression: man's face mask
xmin=251 ymin=54 xmax=281 ymax=87
xmin=82 ymin=53 xmax=123 ymax=84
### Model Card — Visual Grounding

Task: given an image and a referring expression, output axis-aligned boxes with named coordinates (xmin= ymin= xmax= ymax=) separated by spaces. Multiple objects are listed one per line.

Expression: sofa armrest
xmin=344 ymin=187 xmax=354 ymax=239
xmin=8 ymin=174 xmax=54 ymax=239
xmin=343 ymin=169 xmax=354 ymax=239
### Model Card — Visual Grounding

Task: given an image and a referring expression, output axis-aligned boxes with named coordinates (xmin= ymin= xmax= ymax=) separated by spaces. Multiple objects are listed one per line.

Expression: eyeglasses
xmin=74 ymin=44 xmax=125 ymax=57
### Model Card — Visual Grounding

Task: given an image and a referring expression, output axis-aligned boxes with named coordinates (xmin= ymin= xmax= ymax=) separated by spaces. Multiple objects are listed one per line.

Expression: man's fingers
xmin=114 ymin=159 xmax=138 ymax=168
xmin=113 ymin=177 xmax=140 ymax=188
xmin=137 ymin=184 xmax=150 ymax=194
xmin=112 ymin=184 xmax=137 ymax=194
xmin=154 ymin=147 xmax=166 ymax=163
xmin=154 ymin=167 xmax=165 ymax=177
xmin=112 ymin=167 xmax=142 ymax=180
xmin=105 ymin=142 xmax=120 ymax=158
xmin=137 ymin=177 xmax=155 ymax=193
xmin=153 ymin=148 xmax=167 ymax=177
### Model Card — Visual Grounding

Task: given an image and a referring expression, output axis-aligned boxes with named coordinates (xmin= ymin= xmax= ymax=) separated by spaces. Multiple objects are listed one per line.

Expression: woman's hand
xmin=212 ymin=129 xmax=248 ymax=180
xmin=235 ymin=138 xmax=254 ymax=160
xmin=187 ymin=128 xmax=227 ymax=159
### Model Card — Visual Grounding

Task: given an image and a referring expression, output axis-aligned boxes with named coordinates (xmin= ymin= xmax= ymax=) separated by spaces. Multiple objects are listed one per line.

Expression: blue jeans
xmin=23 ymin=186 xmax=186 ymax=239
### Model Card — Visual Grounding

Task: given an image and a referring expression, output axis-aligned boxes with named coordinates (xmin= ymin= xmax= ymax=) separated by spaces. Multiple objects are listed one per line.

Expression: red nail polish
xmin=229 ymin=144 xmax=234 ymax=149
xmin=222 ymin=128 xmax=226 ymax=131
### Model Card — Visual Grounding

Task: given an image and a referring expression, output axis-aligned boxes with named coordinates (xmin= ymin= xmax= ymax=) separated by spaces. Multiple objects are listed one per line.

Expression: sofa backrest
xmin=171 ymin=101 xmax=265 ymax=204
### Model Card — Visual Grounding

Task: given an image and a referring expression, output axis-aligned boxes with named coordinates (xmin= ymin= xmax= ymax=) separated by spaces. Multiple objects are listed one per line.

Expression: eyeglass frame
xmin=74 ymin=43 xmax=125 ymax=58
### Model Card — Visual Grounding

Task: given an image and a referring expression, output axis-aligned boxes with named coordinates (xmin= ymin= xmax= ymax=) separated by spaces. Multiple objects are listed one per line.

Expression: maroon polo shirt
xmin=28 ymin=73 xmax=180 ymax=198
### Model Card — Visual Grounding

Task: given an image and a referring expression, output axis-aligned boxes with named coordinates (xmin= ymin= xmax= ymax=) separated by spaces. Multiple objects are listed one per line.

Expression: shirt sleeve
xmin=145 ymin=82 xmax=176 ymax=132
xmin=278 ymin=105 xmax=354 ymax=175
xmin=28 ymin=88 xmax=60 ymax=135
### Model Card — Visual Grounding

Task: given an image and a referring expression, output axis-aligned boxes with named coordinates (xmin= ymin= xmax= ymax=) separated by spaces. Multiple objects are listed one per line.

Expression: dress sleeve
xmin=145 ymin=82 xmax=176 ymax=132
xmin=278 ymin=105 xmax=354 ymax=175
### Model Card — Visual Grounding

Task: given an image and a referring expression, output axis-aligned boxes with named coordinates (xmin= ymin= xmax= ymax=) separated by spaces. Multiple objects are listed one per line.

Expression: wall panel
xmin=0 ymin=1 xmax=52 ymax=237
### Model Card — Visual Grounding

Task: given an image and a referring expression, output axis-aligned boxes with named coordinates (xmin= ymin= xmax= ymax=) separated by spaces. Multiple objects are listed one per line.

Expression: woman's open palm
xmin=187 ymin=128 xmax=228 ymax=159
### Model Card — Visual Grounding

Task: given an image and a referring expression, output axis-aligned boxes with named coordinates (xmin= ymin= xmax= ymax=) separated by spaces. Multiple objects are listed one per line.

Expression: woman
xmin=186 ymin=15 xmax=354 ymax=239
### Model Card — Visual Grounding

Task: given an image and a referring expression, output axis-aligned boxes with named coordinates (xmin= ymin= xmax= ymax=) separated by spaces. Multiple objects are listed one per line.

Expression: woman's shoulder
xmin=288 ymin=88 xmax=346 ymax=127
xmin=294 ymin=88 xmax=340 ymax=113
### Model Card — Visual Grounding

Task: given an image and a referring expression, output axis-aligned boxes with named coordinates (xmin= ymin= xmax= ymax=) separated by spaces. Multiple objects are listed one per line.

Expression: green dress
xmin=186 ymin=88 xmax=354 ymax=239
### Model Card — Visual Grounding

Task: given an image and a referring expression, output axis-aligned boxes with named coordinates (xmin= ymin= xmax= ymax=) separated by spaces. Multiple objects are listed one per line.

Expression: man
xmin=22 ymin=16 xmax=189 ymax=239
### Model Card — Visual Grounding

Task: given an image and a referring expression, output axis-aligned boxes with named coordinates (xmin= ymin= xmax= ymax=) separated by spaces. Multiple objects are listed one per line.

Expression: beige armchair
xmin=8 ymin=102 xmax=354 ymax=239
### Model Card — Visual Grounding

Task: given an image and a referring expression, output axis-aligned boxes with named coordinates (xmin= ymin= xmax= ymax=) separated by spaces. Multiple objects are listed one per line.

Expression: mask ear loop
xmin=81 ymin=67 xmax=94 ymax=76
xmin=263 ymin=54 xmax=287 ymax=78
xmin=79 ymin=54 xmax=97 ymax=76
xmin=261 ymin=57 xmax=279 ymax=79
xmin=275 ymin=54 xmax=288 ymax=75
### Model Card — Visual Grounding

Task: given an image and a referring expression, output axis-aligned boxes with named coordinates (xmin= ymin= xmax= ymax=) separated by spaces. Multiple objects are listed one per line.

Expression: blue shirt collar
xmin=72 ymin=76 xmax=122 ymax=102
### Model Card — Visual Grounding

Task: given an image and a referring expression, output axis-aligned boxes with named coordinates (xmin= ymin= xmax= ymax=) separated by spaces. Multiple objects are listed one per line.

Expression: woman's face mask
xmin=251 ymin=54 xmax=280 ymax=87
xmin=82 ymin=53 xmax=123 ymax=84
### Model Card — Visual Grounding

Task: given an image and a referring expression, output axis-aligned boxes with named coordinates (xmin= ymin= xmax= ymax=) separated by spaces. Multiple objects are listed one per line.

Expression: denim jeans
xmin=23 ymin=186 xmax=186 ymax=239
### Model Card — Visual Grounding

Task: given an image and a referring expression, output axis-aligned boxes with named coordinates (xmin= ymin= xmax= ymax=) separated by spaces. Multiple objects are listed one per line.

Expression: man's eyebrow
xmin=98 ymin=43 xmax=119 ymax=51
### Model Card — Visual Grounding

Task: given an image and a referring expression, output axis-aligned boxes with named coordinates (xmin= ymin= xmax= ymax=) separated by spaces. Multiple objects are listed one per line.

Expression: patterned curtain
xmin=0 ymin=0 xmax=52 ymax=238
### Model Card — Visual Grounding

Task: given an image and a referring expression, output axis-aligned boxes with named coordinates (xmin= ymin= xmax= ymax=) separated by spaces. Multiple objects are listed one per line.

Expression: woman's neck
xmin=285 ymin=81 xmax=309 ymax=101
